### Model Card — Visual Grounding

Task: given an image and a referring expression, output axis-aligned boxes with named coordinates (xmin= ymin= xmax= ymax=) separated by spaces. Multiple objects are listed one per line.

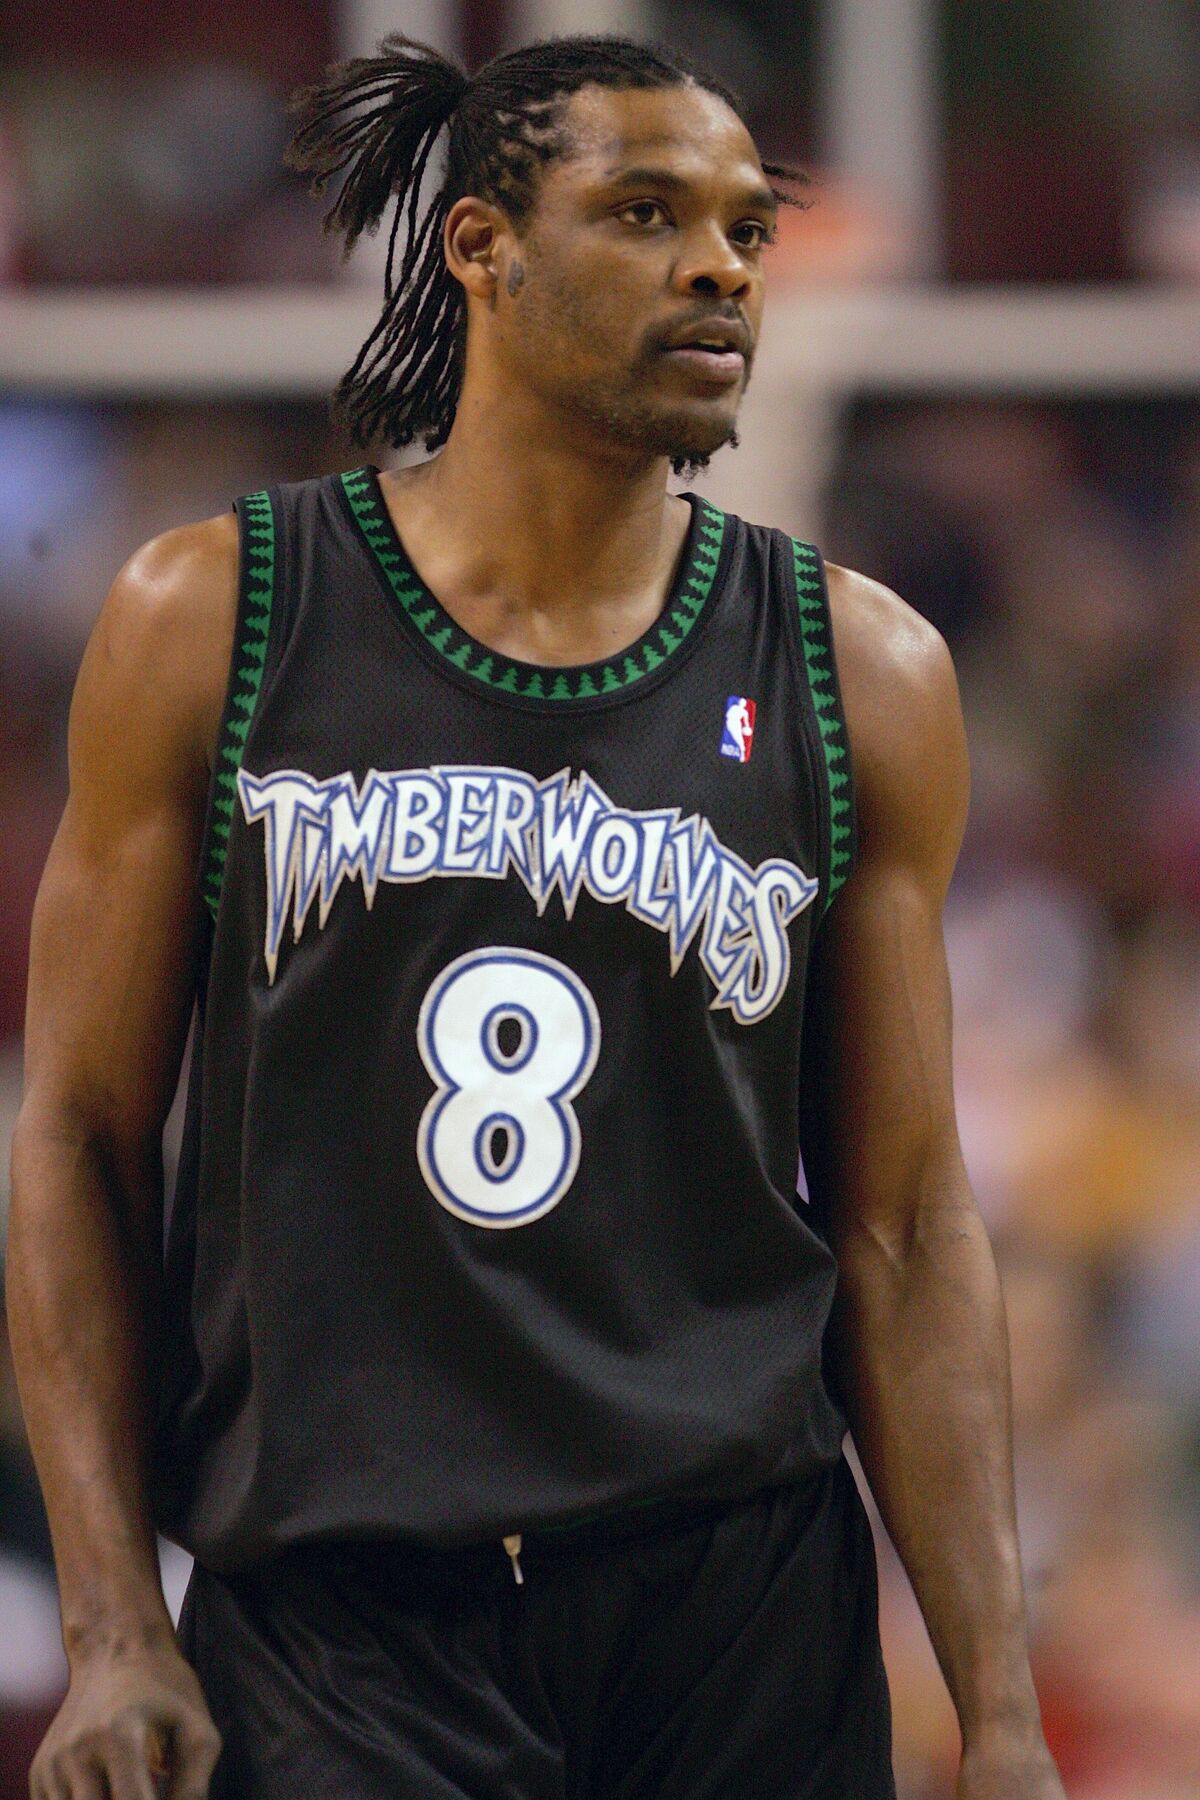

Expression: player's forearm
xmin=7 ymin=1109 xmax=174 ymax=1660
xmin=831 ymin=1156 xmax=1040 ymax=1746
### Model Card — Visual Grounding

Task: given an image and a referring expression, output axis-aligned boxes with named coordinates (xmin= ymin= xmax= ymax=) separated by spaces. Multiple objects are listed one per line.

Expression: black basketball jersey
xmin=152 ymin=466 xmax=857 ymax=1570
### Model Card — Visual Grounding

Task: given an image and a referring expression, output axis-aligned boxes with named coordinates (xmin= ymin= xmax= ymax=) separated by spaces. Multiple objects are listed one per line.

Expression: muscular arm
xmin=6 ymin=516 xmax=236 ymax=1800
xmin=810 ymin=568 xmax=1063 ymax=1797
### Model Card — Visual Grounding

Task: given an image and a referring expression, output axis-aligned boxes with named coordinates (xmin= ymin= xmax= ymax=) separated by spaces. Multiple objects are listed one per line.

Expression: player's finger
xmin=99 ymin=1727 xmax=160 ymax=1800
xmin=28 ymin=1748 xmax=70 ymax=1800
xmin=31 ymin=1749 xmax=101 ymax=1800
xmin=165 ymin=1720 xmax=222 ymax=1800
xmin=60 ymin=1760 xmax=107 ymax=1800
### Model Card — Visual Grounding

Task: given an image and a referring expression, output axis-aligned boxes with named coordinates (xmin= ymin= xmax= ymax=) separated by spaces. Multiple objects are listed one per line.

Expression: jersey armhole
xmin=789 ymin=539 xmax=857 ymax=920
xmin=199 ymin=489 xmax=277 ymax=922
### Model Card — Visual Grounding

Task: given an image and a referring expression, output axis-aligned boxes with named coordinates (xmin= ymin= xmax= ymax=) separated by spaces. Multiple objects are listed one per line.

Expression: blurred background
xmin=1 ymin=2 xmax=1199 ymax=1796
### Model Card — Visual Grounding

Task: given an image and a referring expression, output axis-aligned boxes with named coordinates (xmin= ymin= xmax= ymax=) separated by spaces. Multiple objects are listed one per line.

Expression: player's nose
xmin=671 ymin=226 xmax=753 ymax=301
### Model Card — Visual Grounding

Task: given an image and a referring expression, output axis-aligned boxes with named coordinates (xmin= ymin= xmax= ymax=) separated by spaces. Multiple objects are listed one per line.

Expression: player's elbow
xmin=10 ymin=1087 xmax=164 ymax=1231
xmin=831 ymin=1125 xmax=976 ymax=1287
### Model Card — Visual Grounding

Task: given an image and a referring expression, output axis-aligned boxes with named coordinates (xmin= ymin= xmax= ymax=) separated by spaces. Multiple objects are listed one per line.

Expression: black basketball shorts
xmin=177 ymin=1455 xmax=895 ymax=1799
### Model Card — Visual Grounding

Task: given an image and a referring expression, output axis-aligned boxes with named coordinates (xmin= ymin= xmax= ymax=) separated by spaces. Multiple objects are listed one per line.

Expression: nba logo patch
xmin=720 ymin=695 xmax=757 ymax=762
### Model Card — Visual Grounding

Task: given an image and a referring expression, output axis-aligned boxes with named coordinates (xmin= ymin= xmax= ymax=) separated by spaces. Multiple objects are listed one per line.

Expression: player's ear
xmin=444 ymin=197 xmax=508 ymax=300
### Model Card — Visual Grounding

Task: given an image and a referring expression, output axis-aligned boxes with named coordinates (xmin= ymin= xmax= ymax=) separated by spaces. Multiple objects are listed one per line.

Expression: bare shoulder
xmin=823 ymin=562 xmax=960 ymax=756
xmin=76 ymin=512 xmax=240 ymax=800
xmin=823 ymin=562 xmax=969 ymax=873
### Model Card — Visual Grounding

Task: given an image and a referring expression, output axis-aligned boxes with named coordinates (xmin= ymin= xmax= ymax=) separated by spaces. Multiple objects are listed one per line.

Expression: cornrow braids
xmin=287 ymin=33 xmax=808 ymax=457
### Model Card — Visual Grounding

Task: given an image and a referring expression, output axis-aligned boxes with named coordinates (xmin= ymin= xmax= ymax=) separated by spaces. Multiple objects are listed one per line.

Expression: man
xmin=8 ymin=33 xmax=1065 ymax=1800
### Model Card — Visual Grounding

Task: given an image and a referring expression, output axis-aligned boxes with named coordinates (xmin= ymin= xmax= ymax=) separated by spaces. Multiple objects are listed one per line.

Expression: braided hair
xmin=287 ymin=33 xmax=806 ymax=455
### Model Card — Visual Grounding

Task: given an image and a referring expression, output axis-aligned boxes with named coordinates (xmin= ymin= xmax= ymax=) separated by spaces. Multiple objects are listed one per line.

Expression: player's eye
xmin=617 ymin=200 xmax=671 ymax=228
xmin=731 ymin=220 xmax=776 ymax=252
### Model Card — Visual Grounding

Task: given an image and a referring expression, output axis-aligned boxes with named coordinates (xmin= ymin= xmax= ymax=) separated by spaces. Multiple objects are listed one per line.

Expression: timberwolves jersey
xmin=152 ymin=467 xmax=857 ymax=1570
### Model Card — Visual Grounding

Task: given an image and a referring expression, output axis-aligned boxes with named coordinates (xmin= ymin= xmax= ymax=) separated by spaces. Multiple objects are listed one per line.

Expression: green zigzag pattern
xmin=791 ymin=539 xmax=853 ymax=913
xmin=341 ymin=468 xmax=725 ymax=703
xmin=203 ymin=490 xmax=274 ymax=920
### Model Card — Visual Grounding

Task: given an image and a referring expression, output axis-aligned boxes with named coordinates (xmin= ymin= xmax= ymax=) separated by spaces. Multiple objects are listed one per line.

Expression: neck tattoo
xmin=506 ymin=260 xmax=525 ymax=297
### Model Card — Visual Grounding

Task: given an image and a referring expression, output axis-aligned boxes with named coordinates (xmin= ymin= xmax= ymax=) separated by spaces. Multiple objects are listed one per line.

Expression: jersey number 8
xmin=416 ymin=947 xmax=601 ymax=1227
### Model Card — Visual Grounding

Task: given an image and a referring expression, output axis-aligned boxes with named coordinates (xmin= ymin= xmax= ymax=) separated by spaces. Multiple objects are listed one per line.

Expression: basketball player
xmin=8 ymin=35 xmax=1066 ymax=1800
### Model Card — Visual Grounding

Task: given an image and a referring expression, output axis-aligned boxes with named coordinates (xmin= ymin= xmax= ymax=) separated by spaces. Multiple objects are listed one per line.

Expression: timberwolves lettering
xmin=238 ymin=765 xmax=817 ymax=1024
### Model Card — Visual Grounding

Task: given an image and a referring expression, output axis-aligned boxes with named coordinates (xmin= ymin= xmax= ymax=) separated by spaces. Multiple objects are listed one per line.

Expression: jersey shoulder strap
xmin=200 ymin=487 xmax=279 ymax=921
xmin=787 ymin=536 xmax=856 ymax=917
xmin=199 ymin=470 xmax=355 ymax=918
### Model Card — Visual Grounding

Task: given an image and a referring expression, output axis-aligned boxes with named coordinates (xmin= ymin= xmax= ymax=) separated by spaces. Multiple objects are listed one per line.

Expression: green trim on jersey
xmin=202 ymin=490 xmax=275 ymax=920
xmin=791 ymin=538 xmax=852 ymax=912
xmin=341 ymin=466 xmax=726 ymax=704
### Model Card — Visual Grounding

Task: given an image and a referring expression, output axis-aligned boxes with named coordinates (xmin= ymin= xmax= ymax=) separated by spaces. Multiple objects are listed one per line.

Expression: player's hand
xmin=30 ymin=1641 xmax=221 ymax=1800
xmin=957 ymin=1725 xmax=1067 ymax=1799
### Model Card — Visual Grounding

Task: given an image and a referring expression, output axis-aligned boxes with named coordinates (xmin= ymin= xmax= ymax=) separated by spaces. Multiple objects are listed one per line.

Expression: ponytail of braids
xmin=287 ymin=35 xmax=470 ymax=451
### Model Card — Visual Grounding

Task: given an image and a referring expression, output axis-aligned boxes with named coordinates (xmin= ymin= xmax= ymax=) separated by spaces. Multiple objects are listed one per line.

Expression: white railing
xmin=4 ymin=284 xmax=1198 ymax=530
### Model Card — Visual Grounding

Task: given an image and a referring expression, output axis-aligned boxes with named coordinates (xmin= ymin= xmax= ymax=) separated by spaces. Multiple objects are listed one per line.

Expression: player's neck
xmin=408 ymin=386 xmax=681 ymax=616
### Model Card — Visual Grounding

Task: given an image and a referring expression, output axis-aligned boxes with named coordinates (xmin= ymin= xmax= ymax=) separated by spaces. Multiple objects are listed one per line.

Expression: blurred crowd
xmin=3 ymin=0 xmax=1200 ymax=285
xmin=0 ymin=392 xmax=1197 ymax=1797
xmin=0 ymin=0 xmax=334 ymax=287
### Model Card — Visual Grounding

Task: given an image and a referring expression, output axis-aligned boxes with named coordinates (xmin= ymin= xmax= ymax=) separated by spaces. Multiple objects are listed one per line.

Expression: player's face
xmin=497 ymin=82 xmax=776 ymax=467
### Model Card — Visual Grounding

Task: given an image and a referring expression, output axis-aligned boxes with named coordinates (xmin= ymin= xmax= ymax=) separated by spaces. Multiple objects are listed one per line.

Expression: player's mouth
xmin=659 ymin=320 xmax=749 ymax=385
xmin=662 ymin=346 xmax=745 ymax=382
